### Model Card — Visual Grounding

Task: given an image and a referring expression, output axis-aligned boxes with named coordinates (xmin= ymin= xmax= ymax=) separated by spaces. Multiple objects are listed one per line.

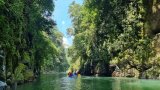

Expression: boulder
xmin=0 ymin=81 xmax=7 ymax=90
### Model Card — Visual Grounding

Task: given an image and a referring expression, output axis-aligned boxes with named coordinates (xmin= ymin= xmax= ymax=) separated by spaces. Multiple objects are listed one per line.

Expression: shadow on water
xmin=16 ymin=73 xmax=160 ymax=90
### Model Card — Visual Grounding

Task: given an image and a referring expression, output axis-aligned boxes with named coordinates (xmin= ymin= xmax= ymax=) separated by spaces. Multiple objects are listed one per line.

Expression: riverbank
xmin=6 ymin=74 xmax=36 ymax=90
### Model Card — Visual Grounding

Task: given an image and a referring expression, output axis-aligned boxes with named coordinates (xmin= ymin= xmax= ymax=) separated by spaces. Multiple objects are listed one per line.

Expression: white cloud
xmin=62 ymin=21 xmax=65 ymax=25
xmin=63 ymin=37 xmax=70 ymax=48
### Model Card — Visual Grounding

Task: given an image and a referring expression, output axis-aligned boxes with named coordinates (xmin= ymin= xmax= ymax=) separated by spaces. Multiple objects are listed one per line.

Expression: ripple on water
xmin=16 ymin=74 xmax=160 ymax=90
xmin=125 ymin=79 xmax=160 ymax=90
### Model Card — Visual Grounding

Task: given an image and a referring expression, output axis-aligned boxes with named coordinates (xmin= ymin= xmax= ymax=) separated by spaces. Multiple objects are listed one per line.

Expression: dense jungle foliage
xmin=67 ymin=0 xmax=160 ymax=78
xmin=0 ymin=0 xmax=67 ymax=84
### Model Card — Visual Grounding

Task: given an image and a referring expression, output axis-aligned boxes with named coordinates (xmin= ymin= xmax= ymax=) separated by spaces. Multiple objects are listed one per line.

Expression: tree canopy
xmin=68 ymin=0 xmax=160 ymax=78
xmin=0 ymin=0 xmax=67 ymax=83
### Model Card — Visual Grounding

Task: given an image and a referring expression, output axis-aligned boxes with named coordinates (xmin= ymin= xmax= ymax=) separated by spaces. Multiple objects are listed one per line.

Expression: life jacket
xmin=68 ymin=72 xmax=73 ymax=77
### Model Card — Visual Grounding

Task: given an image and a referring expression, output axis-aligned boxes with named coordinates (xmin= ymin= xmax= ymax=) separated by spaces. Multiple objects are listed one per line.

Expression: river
xmin=16 ymin=73 xmax=160 ymax=90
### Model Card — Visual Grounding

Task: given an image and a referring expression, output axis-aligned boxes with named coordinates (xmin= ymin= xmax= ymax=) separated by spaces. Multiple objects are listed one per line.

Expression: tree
xmin=0 ymin=0 xmax=67 ymax=84
xmin=68 ymin=0 xmax=159 ymax=78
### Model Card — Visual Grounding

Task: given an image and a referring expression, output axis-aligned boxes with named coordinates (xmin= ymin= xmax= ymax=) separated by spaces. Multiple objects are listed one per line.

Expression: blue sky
xmin=53 ymin=0 xmax=83 ymax=47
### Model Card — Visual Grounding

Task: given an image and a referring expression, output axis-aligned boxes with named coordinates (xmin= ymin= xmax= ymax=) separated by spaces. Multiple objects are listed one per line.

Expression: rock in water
xmin=0 ymin=81 xmax=7 ymax=90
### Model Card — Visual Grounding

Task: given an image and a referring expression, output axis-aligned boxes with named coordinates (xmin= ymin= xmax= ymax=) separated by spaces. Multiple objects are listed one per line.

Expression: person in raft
xmin=68 ymin=70 xmax=80 ymax=77
xmin=68 ymin=71 xmax=73 ymax=77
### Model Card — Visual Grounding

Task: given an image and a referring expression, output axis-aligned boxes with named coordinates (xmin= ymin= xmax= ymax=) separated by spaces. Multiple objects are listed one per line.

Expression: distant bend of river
xmin=17 ymin=72 xmax=160 ymax=90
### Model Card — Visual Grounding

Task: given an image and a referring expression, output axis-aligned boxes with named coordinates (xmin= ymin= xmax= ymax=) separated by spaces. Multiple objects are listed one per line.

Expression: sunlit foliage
xmin=68 ymin=0 xmax=160 ymax=78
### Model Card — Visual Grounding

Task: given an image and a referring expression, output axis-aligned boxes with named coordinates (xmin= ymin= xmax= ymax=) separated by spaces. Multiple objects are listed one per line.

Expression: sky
xmin=53 ymin=0 xmax=83 ymax=48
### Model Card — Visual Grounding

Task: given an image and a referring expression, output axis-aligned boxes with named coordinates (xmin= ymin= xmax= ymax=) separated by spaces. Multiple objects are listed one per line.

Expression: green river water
xmin=16 ymin=73 xmax=160 ymax=90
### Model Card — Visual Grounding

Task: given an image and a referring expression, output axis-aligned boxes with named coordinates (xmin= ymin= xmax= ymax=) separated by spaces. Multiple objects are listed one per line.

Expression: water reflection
xmin=112 ymin=78 xmax=121 ymax=90
xmin=17 ymin=73 xmax=160 ymax=90
xmin=111 ymin=77 xmax=160 ymax=90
